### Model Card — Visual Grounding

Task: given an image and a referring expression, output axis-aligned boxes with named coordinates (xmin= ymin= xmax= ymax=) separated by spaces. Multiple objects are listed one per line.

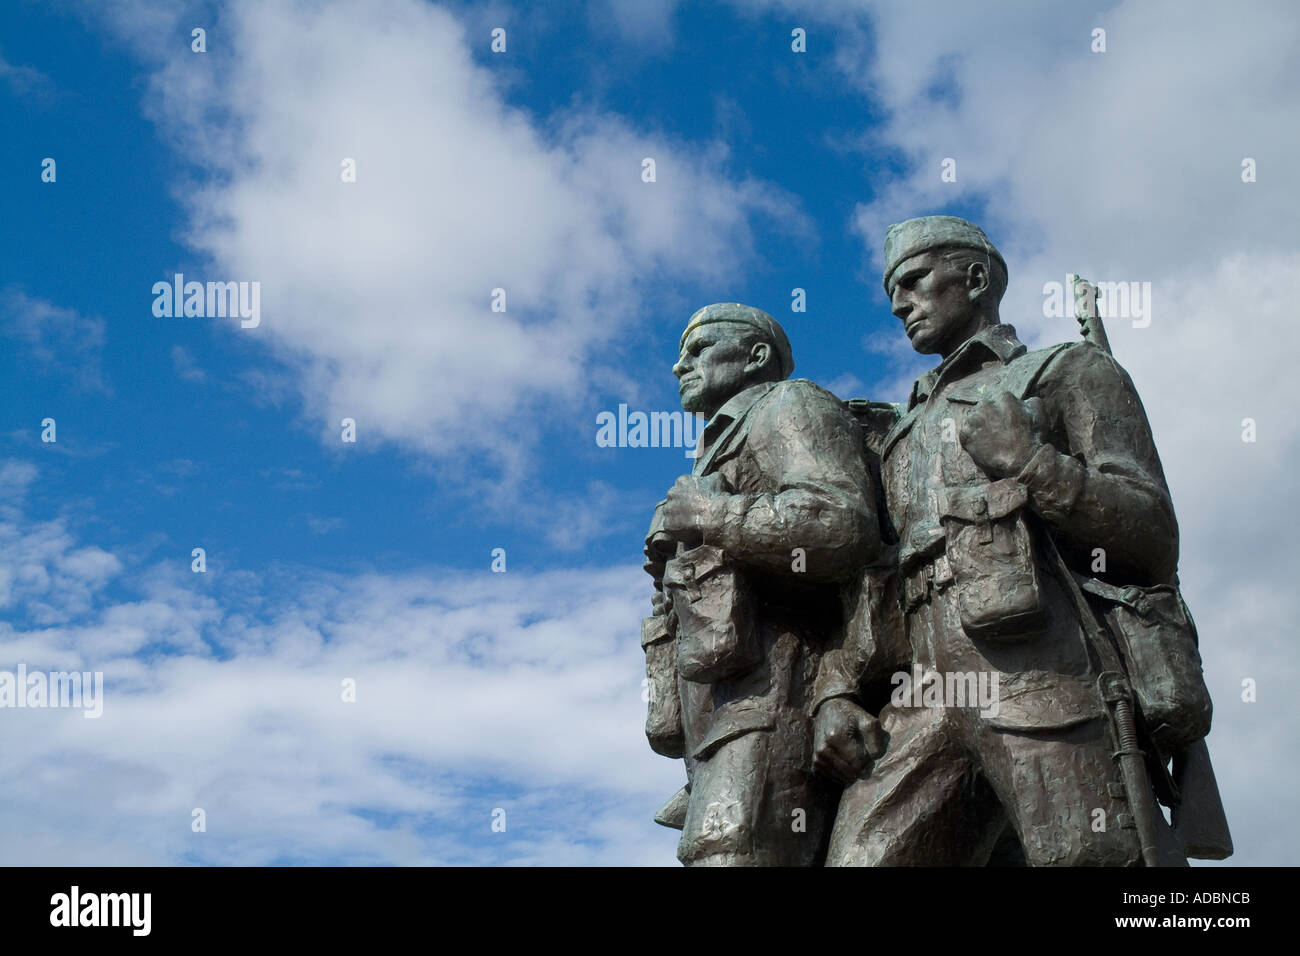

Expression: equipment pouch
xmin=641 ymin=612 xmax=684 ymax=758
xmin=1078 ymin=577 xmax=1212 ymax=751
xmin=663 ymin=544 xmax=760 ymax=683
xmin=939 ymin=479 xmax=1046 ymax=640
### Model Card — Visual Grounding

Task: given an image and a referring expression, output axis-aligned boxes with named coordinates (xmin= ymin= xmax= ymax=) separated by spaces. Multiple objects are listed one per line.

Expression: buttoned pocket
xmin=939 ymin=479 xmax=1046 ymax=640
xmin=664 ymin=545 xmax=760 ymax=682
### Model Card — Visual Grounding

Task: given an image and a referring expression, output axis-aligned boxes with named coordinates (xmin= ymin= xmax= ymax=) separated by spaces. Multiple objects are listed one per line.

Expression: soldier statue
xmin=640 ymin=302 xmax=880 ymax=866
xmin=820 ymin=216 xmax=1231 ymax=866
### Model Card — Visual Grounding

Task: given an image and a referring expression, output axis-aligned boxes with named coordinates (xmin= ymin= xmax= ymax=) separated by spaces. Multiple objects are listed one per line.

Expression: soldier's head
xmin=882 ymin=216 xmax=1008 ymax=359
xmin=673 ymin=303 xmax=793 ymax=418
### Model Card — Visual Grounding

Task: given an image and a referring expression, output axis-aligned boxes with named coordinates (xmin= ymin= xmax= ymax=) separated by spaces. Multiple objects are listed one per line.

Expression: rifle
xmin=1052 ymin=276 xmax=1231 ymax=863
xmin=1041 ymin=531 xmax=1165 ymax=865
xmin=1068 ymin=273 xmax=1110 ymax=354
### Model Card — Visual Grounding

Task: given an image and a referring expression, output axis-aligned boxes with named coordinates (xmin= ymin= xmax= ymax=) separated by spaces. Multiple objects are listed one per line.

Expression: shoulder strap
xmin=1006 ymin=341 xmax=1075 ymax=400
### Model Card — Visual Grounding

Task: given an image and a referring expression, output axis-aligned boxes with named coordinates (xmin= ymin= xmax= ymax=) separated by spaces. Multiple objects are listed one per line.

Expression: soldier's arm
xmin=701 ymin=381 xmax=879 ymax=583
xmin=1019 ymin=345 xmax=1178 ymax=583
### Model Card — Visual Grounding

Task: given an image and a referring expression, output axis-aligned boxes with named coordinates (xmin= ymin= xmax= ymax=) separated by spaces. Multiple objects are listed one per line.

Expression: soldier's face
xmin=888 ymin=250 xmax=983 ymax=357
xmin=673 ymin=324 xmax=756 ymax=418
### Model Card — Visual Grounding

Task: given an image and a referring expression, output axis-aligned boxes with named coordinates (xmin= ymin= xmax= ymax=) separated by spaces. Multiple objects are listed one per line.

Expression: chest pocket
xmin=938 ymin=479 xmax=1047 ymax=641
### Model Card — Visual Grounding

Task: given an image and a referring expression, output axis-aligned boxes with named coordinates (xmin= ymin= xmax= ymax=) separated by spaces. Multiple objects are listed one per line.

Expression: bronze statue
xmin=642 ymin=218 xmax=1231 ymax=867
xmin=641 ymin=303 xmax=879 ymax=865
xmin=822 ymin=215 xmax=1230 ymax=866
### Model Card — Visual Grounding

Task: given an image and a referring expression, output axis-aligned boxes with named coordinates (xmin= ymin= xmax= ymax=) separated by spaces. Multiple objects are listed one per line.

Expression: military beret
xmin=882 ymin=215 xmax=1006 ymax=291
xmin=679 ymin=302 xmax=794 ymax=379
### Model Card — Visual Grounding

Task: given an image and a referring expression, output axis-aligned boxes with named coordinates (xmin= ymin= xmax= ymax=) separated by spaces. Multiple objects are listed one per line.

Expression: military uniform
xmin=827 ymin=321 xmax=1185 ymax=866
xmin=661 ymin=376 xmax=878 ymax=866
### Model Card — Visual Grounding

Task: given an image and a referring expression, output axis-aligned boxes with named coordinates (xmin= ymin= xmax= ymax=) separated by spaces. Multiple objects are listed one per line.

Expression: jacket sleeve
xmin=1016 ymin=345 xmax=1179 ymax=583
xmin=701 ymin=380 xmax=879 ymax=584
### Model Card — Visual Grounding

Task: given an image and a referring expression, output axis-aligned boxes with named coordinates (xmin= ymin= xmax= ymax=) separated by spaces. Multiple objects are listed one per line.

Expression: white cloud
xmin=170 ymin=344 xmax=206 ymax=383
xmin=598 ymin=0 xmax=682 ymax=48
xmin=0 ymin=459 xmax=682 ymax=864
xmin=94 ymin=0 xmax=799 ymax=480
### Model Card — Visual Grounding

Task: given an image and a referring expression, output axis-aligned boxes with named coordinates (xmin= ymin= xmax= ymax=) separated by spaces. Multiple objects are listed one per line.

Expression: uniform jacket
xmin=670 ymin=377 xmax=879 ymax=758
xmin=878 ymin=323 xmax=1180 ymax=730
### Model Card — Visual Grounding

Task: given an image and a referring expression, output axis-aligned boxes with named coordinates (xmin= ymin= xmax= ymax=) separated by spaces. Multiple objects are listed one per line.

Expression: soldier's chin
xmin=906 ymin=327 xmax=941 ymax=355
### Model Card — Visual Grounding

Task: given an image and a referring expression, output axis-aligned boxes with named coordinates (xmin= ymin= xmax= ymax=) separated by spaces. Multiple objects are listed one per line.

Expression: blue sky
xmin=1 ymin=0 xmax=1297 ymax=865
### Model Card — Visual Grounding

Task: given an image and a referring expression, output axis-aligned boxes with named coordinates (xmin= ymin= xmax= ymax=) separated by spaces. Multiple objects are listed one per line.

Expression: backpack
xmin=1000 ymin=341 xmax=1213 ymax=753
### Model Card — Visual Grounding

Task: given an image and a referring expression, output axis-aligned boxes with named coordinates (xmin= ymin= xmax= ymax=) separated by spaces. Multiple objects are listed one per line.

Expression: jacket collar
xmin=692 ymin=380 xmax=777 ymax=475
xmin=909 ymin=323 xmax=1026 ymax=407
xmin=708 ymin=380 xmax=775 ymax=429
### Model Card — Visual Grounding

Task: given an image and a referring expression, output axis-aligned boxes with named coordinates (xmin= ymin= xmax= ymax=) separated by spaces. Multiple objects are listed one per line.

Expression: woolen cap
xmin=882 ymin=215 xmax=1006 ymax=290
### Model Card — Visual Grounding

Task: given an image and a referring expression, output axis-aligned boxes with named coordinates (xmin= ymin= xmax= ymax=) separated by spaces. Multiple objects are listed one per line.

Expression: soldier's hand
xmin=662 ymin=475 xmax=724 ymax=541
xmin=959 ymin=391 xmax=1041 ymax=478
xmin=813 ymin=698 xmax=886 ymax=785
xmin=643 ymin=533 xmax=674 ymax=582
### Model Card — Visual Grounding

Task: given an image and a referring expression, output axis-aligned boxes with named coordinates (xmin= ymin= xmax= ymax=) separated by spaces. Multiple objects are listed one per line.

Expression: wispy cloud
xmin=1 ymin=288 xmax=110 ymax=394
xmin=0 ymin=50 xmax=57 ymax=105
xmin=170 ymin=345 xmax=207 ymax=383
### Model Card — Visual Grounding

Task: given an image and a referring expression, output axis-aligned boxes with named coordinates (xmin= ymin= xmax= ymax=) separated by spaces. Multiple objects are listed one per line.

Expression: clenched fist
xmin=959 ymin=391 xmax=1042 ymax=478
xmin=813 ymin=698 xmax=887 ymax=785
xmin=661 ymin=475 xmax=725 ymax=542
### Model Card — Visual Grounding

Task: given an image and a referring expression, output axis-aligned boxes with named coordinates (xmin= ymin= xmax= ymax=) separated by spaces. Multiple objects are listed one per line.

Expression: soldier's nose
xmin=672 ymin=356 xmax=690 ymax=377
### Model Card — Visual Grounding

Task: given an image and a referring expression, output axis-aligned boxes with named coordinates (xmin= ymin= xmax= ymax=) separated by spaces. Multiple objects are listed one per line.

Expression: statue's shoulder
xmin=1001 ymin=340 xmax=1092 ymax=398
xmin=1013 ymin=338 xmax=1079 ymax=369
xmin=763 ymin=377 xmax=845 ymax=410
xmin=1013 ymin=339 xmax=1138 ymax=398
xmin=749 ymin=378 xmax=860 ymax=431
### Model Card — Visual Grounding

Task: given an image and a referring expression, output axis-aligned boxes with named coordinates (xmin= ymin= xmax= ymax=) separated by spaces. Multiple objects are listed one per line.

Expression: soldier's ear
xmin=745 ymin=341 xmax=773 ymax=375
xmin=966 ymin=261 xmax=990 ymax=303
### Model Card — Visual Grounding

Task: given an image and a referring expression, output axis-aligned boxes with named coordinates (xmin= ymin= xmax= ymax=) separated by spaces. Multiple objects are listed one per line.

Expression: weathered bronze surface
xmin=643 ymin=302 xmax=879 ymax=865
xmin=642 ymin=219 xmax=1231 ymax=866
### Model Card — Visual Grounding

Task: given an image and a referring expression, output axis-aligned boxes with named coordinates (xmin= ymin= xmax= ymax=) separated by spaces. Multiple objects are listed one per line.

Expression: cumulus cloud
xmin=0 ymin=458 xmax=681 ymax=865
xmin=88 ymin=0 xmax=799 ymax=480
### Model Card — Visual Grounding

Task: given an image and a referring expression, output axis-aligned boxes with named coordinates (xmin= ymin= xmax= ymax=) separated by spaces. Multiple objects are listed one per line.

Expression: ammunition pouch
xmin=663 ymin=544 xmax=760 ymax=683
xmin=641 ymin=612 xmax=683 ymax=758
xmin=938 ymin=479 xmax=1047 ymax=640
xmin=1077 ymin=576 xmax=1213 ymax=752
